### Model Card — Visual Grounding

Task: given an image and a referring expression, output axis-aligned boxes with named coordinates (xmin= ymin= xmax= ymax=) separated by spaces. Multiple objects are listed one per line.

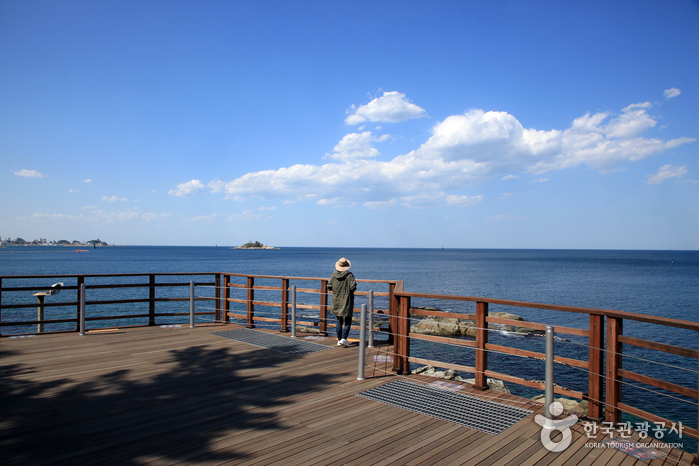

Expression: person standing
xmin=328 ymin=257 xmax=356 ymax=347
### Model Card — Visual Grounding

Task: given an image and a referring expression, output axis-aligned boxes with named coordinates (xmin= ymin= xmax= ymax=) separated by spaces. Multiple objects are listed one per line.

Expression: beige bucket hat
xmin=335 ymin=257 xmax=351 ymax=271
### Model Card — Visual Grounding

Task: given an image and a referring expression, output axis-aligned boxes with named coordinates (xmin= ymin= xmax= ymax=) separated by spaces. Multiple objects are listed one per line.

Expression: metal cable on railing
xmin=368 ymin=313 xmax=699 ymax=419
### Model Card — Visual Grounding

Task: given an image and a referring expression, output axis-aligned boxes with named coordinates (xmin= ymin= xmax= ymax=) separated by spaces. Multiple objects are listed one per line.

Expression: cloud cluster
xmin=169 ymin=179 xmax=205 ymax=197
xmin=30 ymin=209 xmax=170 ymax=223
xmin=170 ymin=91 xmax=694 ymax=210
xmin=14 ymin=169 xmax=46 ymax=178
xmin=646 ymin=164 xmax=687 ymax=185
xmin=102 ymin=195 xmax=128 ymax=202
xmin=345 ymin=91 xmax=426 ymax=125
xmin=664 ymin=88 xmax=681 ymax=99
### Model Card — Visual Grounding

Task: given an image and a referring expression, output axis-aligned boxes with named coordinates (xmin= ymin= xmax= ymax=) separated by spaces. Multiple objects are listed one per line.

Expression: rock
xmin=295 ymin=325 xmax=320 ymax=334
xmin=531 ymin=395 xmax=588 ymax=416
xmin=457 ymin=377 xmax=511 ymax=394
xmin=410 ymin=365 xmax=456 ymax=380
xmin=411 ymin=365 xmax=510 ymax=393
xmin=409 ymin=309 xmax=543 ymax=337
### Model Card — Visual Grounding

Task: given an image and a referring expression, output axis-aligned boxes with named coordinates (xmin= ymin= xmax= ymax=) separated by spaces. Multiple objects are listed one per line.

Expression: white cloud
xmin=83 ymin=179 xmax=92 ymax=183
xmin=204 ymin=98 xmax=695 ymax=209
xmin=102 ymin=195 xmax=128 ymax=202
xmin=345 ymin=91 xmax=426 ymax=125
xmin=364 ymin=199 xmax=398 ymax=209
xmin=190 ymin=214 xmax=218 ymax=222
xmin=168 ymin=179 xmax=205 ymax=197
xmin=445 ymin=194 xmax=483 ymax=206
xmin=207 ymin=179 xmax=226 ymax=193
xmin=229 ymin=210 xmax=264 ymax=221
xmin=91 ymin=209 xmax=140 ymax=222
xmin=14 ymin=169 xmax=46 ymax=178
xmin=142 ymin=212 xmax=170 ymax=222
xmin=324 ymin=132 xmax=390 ymax=161
xmin=258 ymin=206 xmax=277 ymax=211
xmin=646 ymin=164 xmax=688 ymax=185
xmin=498 ymin=193 xmax=513 ymax=200
xmin=664 ymin=88 xmax=681 ymax=99
xmin=30 ymin=212 xmax=84 ymax=221
xmin=317 ymin=197 xmax=356 ymax=208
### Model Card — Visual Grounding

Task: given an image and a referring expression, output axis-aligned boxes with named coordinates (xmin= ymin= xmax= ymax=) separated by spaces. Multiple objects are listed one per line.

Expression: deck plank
xmin=1 ymin=324 xmax=696 ymax=465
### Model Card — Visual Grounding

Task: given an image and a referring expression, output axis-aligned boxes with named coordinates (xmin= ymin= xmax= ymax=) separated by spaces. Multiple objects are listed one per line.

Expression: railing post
xmin=399 ymin=296 xmax=411 ymax=374
xmin=148 ymin=274 xmax=156 ymax=326
xmin=388 ymin=283 xmax=396 ymax=345
xmin=246 ymin=276 xmax=255 ymax=328
xmin=606 ymin=316 xmax=623 ymax=424
xmin=280 ymin=278 xmax=289 ymax=332
xmin=319 ymin=280 xmax=328 ymax=336
xmin=79 ymin=283 xmax=86 ymax=336
xmin=358 ymin=304 xmax=367 ymax=380
xmin=368 ymin=290 xmax=374 ymax=348
xmin=215 ymin=274 xmax=221 ymax=323
xmin=588 ymin=314 xmax=604 ymax=420
xmin=392 ymin=295 xmax=410 ymax=374
xmin=76 ymin=276 xmax=84 ymax=331
xmin=545 ymin=326 xmax=555 ymax=428
xmin=0 ymin=277 xmax=3 ymax=337
xmin=474 ymin=301 xmax=489 ymax=390
xmin=223 ymin=274 xmax=230 ymax=323
xmin=190 ymin=281 xmax=195 ymax=328
xmin=291 ymin=286 xmax=297 ymax=338
xmin=36 ymin=295 xmax=45 ymax=333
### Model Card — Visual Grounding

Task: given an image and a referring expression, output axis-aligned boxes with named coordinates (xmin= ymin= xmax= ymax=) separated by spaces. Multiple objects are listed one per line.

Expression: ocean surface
xmin=2 ymin=246 xmax=698 ymax=449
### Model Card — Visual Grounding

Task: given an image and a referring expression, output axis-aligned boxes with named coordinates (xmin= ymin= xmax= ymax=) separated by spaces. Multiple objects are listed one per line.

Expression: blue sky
xmin=1 ymin=1 xmax=697 ymax=249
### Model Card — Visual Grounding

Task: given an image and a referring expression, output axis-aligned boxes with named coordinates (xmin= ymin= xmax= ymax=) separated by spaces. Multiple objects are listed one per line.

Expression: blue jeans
xmin=336 ymin=314 xmax=353 ymax=340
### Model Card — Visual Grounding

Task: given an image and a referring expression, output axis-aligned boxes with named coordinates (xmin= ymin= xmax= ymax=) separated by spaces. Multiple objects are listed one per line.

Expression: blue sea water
xmin=1 ymin=246 xmax=698 ymax=449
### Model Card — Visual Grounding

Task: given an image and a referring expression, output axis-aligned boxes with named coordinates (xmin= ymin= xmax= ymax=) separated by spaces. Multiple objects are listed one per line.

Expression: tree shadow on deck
xmin=0 ymin=337 xmax=346 ymax=465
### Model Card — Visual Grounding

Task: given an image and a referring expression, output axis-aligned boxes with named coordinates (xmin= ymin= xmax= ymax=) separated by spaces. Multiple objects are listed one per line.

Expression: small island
xmin=232 ymin=240 xmax=279 ymax=250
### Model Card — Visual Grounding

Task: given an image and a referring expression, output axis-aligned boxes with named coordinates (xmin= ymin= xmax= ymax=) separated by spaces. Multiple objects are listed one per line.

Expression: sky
xmin=1 ymin=1 xmax=698 ymax=249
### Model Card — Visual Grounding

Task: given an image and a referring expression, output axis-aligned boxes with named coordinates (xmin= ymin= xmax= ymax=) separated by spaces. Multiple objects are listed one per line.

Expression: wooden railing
xmin=219 ymin=273 xmax=401 ymax=335
xmin=0 ymin=273 xmax=402 ymax=337
xmin=2 ymin=273 xmax=697 ymax=441
xmin=391 ymin=290 xmax=699 ymax=440
xmin=0 ymin=273 xmax=221 ymax=334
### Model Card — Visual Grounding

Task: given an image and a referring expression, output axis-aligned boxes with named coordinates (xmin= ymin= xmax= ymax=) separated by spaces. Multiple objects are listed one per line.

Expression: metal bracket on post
xmin=368 ymin=290 xmax=374 ymax=348
xmin=190 ymin=281 xmax=195 ymax=328
xmin=79 ymin=283 xmax=86 ymax=336
xmin=291 ymin=286 xmax=297 ymax=338
xmin=357 ymin=304 xmax=367 ymax=381
xmin=544 ymin=325 xmax=554 ymax=429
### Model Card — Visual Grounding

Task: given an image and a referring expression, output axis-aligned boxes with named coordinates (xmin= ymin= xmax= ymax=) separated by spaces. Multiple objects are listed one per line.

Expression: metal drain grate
xmin=357 ymin=379 xmax=532 ymax=435
xmin=212 ymin=328 xmax=332 ymax=355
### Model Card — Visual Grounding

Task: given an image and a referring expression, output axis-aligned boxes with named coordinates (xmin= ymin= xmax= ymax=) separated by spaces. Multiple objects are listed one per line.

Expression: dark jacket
xmin=328 ymin=270 xmax=356 ymax=317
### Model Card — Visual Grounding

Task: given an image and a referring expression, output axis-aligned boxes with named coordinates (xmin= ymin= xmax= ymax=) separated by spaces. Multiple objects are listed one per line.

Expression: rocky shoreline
xmin=410 ymin=308 xmax=544 ymax=338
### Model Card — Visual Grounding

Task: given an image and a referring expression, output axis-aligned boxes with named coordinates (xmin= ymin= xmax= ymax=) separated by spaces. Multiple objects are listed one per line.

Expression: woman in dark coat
xmin=328 ymin=257 xmax=356 ymax=347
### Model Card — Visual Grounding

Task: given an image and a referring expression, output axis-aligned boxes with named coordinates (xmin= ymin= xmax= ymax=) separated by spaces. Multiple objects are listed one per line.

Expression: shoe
xmin=337 ymin=340 xmax=343 ymax=346
xmin=340 ymin=339 xmax=351 ymax=347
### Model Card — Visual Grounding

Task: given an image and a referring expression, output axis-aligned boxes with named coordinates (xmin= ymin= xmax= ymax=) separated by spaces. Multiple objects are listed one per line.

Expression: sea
xmin=1 ymin=246 xmax=698 ymax=450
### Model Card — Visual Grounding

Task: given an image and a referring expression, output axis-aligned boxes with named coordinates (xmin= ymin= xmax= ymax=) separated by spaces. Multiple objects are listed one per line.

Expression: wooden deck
xmin=1 ymin=324 xmax=696 ymax=465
